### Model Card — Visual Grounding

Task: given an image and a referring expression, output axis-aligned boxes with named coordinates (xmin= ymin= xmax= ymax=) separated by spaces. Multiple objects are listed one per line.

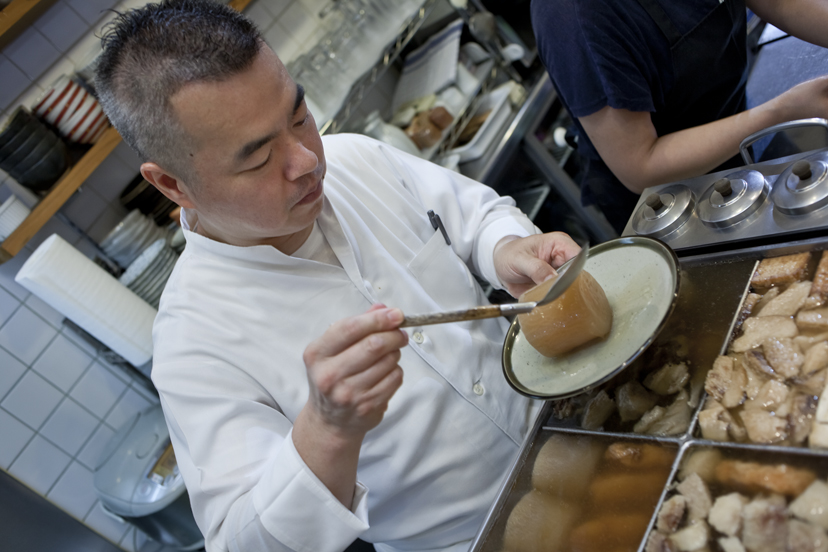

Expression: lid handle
xmin=792 ymin=160 xmax=812 ymax=180
xmin=714 ymin=178 xmax=733 ymax=197
xmin=645 ymin=193 xmax=664 ymax=211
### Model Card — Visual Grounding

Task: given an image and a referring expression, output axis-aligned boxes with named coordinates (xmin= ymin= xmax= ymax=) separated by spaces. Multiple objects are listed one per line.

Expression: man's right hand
xmin=302 ymin=304 xmax=408 ymax=437
xmin=292 ymin=304 xmax=407 ymax=508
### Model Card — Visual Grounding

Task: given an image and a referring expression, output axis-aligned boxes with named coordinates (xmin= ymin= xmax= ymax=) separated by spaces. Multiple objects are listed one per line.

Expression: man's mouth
xmin=297 ymin=178 xmax=323 ymax=205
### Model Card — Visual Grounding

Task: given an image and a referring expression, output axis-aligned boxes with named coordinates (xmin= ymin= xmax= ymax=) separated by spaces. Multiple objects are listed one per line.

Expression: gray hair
xmin=95 ymin=0 xmax=263 ymax=184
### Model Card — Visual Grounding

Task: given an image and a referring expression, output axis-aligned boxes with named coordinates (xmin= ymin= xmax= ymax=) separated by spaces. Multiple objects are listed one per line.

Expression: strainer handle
xmin=739 ymin=118 xmax=828 ymax=165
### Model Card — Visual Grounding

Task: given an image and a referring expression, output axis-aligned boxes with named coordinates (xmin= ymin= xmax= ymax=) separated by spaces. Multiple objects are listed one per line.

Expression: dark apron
xmin=582 ymin=0 xmax=748 ymax=233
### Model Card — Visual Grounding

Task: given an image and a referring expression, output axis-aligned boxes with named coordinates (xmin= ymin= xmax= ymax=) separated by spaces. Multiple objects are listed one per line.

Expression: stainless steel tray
xmin=471 ymin=235 xmax=828 ymax=552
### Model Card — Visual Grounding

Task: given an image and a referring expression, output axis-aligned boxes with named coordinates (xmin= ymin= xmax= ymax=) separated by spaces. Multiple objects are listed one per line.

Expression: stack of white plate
xmin=118 ymin=238 xmax=179 ymax=308
xmin=0 ymin=195 xmax=31 ymax=240
xmin=100 ymin=210 xmax=169 ymax=268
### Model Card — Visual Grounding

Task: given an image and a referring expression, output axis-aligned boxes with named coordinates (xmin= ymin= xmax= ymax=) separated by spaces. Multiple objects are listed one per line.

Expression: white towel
xmin=15 ymin=234 xmax=155 ymax=366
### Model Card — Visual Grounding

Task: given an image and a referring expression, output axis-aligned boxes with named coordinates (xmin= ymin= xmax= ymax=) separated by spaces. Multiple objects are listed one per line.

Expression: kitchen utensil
xmin=501 ymin=236 xmax=679 ymax=400
xmin=400 ymin=242 xmax=589 ymax=328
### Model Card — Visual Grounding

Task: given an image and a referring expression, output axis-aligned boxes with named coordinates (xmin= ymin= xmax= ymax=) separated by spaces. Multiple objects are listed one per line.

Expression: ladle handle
xmin=401 ymin=305 xmax=504 ymax=327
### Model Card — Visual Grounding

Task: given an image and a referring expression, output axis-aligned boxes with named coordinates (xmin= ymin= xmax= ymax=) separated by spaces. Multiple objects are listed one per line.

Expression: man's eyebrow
xmin=234 ymin=84 xmax=307 ymax=164
xmin=293 ymin=84 xmax=305 ymax=114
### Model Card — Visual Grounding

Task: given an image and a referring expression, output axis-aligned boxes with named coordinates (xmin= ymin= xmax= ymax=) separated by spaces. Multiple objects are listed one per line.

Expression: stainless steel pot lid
xmin=502 ymin=236 xmax=680 ymax=400
xmin=771 ymin=152 xmax=828 ymax=215
xmin=697 ymin=170 xmax=768 ymax=228
xmin=631 ymin=185 xmax=695 ymax=238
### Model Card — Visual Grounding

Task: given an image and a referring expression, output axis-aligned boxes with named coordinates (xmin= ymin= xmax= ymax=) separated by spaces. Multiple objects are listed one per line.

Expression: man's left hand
xmin=493 ymin=233 xmax=581 ymax=298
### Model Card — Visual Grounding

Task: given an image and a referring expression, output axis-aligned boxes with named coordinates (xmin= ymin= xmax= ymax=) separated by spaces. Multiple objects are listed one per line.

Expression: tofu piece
xmin=644 ymin=362 xmax=691 ymax=395
xmin=657 ymin=494 xmax=687 ymax=533
xmin=758 ymin=281 xmax=813 ymax=317
xmin=708 ymin=492 xmax=749 ymax=537
xmin=699 ymin=400 xmax=732 ymax=441
xmin=798 ymin=308 xmax=828 ymax=332
xmin=705 ymin=355 xmax=747 ymax=408
xmin=668 ymin=521 xmax=709 ymax=551
xmin=751 ymin=252 xmax=811 ymax=288
xmin=790 ymin=480 xmax=828 ymax=530
xmin=754 ymin=287 xmax=781 ymax=315
xmin=740 ymin=408 xmax=787 ymax=443
xmin=788 ymin=519 xmax=828 ymax=552
xmin=715 ymin=460 xmax=817 ymax=496
xmin=742 ymin=494 xmax=789 ymax=552
xmin=677 ymin=473 xmax=713 ymax=521
xmin=731 ymin=316 xmax=798 ymax=353
xmin=804 ymin=342 xmax=828 ymax=375
xmin=811 ymin=250 xmax=828 ymax=302
xmin=718 ymin=536 xmax=746 ymax=552
xmin=762 ymin=336 xmax=804 ymax=378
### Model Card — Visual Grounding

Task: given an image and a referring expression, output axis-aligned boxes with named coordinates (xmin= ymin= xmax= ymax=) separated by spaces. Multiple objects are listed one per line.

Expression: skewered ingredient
xmin=518 ymin=271 xmax=613 ymax=358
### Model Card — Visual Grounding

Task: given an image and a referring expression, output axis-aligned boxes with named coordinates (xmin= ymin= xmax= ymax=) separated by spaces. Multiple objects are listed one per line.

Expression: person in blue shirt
xmin=531 ymin=0 xmax=828 ymax=232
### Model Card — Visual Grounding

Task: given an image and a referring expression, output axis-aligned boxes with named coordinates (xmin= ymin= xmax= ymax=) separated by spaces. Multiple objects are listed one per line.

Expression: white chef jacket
xmin=151 ymin=134 xmax=542 ymax=552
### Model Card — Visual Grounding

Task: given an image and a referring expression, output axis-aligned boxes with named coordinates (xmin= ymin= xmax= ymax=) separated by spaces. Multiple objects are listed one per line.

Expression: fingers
xmin=307 ymin=306 xmax=404 ymax=361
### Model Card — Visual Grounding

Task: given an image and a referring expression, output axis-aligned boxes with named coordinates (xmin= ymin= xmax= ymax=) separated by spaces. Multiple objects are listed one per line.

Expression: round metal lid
xmin=631 ymin=185 xmax=695 ymax=238
xmin=697 ymin=170 xmax=768 ymax=228
xmin=771 ymin=152 xmax=828 ymax=215
xmin=502 ymin=236 xmax=680 ymax=400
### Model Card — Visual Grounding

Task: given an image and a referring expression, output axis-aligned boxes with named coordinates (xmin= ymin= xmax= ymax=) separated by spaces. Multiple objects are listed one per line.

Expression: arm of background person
xmin=748 ymin=0 xmax=828 ymax=49
xmin=579 ymin=75 xmax=828 ymax=194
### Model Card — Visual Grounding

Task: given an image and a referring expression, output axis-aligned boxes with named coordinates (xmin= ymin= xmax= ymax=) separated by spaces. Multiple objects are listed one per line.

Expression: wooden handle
xmin=400 ymin=305 xmax=503 ymax=327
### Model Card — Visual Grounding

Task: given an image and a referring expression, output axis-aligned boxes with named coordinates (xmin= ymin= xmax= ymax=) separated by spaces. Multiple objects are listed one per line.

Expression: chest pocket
xmin=407 ymin=230 xmax=477 ymax=310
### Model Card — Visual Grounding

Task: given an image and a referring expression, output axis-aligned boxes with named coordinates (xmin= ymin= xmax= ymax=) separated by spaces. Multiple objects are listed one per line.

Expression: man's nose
xmin=285 ymin=140 xmax=318 ymax=181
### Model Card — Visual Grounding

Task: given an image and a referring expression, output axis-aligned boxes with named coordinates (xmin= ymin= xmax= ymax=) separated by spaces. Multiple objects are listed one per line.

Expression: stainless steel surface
xmin=695 ymin=169 xmax=768 ymax=228
xmin=631 ymin=185 xmax=695 ymax=238
xmin=621 ymin=147 xmax=828 ymax=252
xmin=471 ymin=236 xmax=828 ymax=552
xmin=771 ymin=150 xmax=828 ymax=214
xmin=739 ymin=117 xmax=828 ymax=164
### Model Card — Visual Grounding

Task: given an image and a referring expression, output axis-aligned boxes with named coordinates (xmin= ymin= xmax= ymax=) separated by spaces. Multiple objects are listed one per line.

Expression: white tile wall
xmin=0 ymin=0 xmax=352 ymax=549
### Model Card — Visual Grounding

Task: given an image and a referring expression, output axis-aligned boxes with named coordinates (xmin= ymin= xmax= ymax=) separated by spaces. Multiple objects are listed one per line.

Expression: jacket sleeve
xmin=371 ymin=137 xmax=540 ymax=290
xmin=153 ymin=361 xmax=369 ymax=552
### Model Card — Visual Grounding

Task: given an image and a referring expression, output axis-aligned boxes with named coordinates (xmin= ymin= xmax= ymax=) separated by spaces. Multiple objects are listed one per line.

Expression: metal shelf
xmin=319 ymin=0 xmax=440 ymax=135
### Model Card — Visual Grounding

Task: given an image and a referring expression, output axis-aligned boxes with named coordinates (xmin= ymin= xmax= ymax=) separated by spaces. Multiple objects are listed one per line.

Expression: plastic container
xmin=450 ymin=82 xmax=513 ymax=162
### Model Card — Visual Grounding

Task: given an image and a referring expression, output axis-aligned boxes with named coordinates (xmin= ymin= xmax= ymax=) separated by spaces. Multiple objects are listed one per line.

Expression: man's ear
xmin=141 ymin=162 xmax=196 ymax=209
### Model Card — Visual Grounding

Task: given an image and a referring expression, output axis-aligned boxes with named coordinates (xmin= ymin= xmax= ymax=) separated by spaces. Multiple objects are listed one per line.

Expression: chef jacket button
xmin=473 ymin=382 xmax=485 ymax=396
xmin=412 ymin=331 xmax=424 ymax=344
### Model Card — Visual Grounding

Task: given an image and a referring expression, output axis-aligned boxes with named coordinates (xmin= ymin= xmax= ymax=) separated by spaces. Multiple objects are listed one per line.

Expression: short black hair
xmin=96 ymin=0 xmax=263 ymax=182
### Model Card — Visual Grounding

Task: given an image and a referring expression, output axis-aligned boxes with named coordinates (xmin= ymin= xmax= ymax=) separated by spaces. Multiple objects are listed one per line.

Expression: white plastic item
xmin=15 ymin=235 xmax=156 ymax=366
xmin=0 ymin=195 xmax=30 ymax=240
xmin=450 ymin=81 xmax=514 ymax=162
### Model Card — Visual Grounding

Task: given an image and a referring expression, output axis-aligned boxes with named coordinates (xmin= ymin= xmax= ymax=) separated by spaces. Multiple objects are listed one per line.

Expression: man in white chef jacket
xmin=95 ymin=2 xmax=579 ymax=551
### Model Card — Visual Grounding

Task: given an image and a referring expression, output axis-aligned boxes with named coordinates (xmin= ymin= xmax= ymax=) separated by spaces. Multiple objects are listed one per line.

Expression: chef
xmin=94 ymin=2 xmax=579 ymax=552
xmin=532 ymin=0 xmax=828 ymax=232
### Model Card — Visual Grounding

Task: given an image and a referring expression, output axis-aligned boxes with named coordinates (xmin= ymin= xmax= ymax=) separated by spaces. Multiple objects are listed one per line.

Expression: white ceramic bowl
xmin=0 ymin=195 xmax=31 ymax=240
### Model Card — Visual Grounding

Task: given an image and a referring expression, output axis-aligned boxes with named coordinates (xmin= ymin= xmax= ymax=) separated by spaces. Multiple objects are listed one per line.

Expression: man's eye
xmin=249 ymin=150 xmax=271 ymax=171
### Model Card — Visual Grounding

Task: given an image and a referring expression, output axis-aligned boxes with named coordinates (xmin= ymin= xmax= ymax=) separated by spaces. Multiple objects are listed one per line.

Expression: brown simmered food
xmin=518 ymin=271 xmax=613 ymax=357
xmin=502 ymin=490 xmax=575 ymax=552
xmin=569 ymin=514 xmax=651 ymax=551
xmin=811 ymin=251 xmax=828 ymax=304
xmin=751 ymin=252 xmax=811 ymax=288
xmin=531 ymin=434 xmax=602 ymax=501
xmin=714 ymin=460 xmax=816 ymax=496
xmin=427 ymin=106 xmax=454 ymax=130
xmin=404 ymin=111 xmax=441 ymax=149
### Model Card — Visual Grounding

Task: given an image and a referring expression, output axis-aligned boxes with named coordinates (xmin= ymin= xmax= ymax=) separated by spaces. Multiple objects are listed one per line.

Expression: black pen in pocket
xmin=428 ymin=210 xmax=451 ymax=245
